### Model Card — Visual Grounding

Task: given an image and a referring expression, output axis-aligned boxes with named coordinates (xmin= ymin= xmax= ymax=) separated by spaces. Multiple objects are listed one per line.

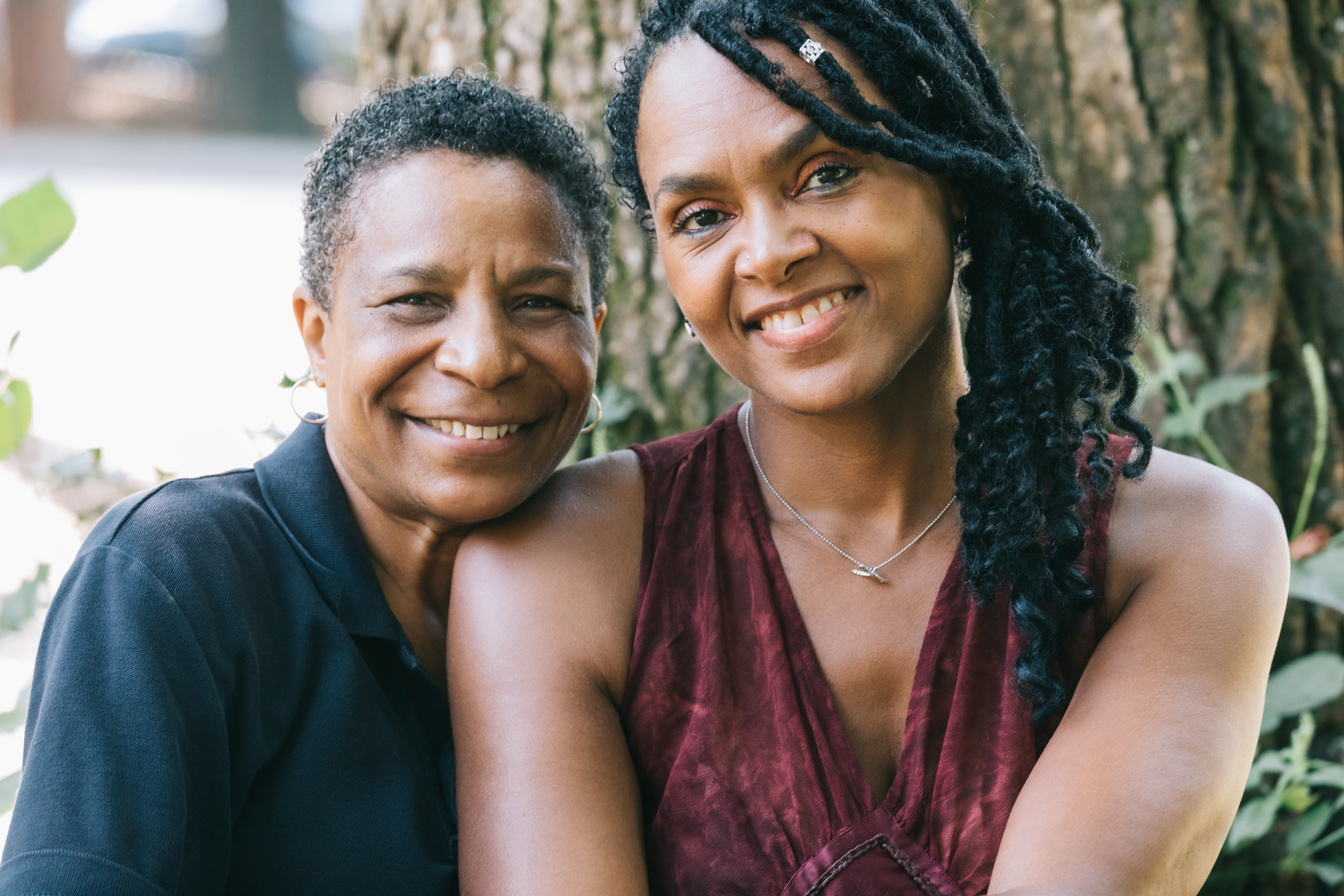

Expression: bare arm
xmin=988 ymin=448 xmax=1290 ymax=895
xmin=449 ymin=451 xmax=649 ymax=896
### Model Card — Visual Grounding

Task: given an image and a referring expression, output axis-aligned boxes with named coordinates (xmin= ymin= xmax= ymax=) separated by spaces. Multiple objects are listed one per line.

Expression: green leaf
xmin=1192 ymin=373 xmax=1275 ymax=416
xmin=0 ymin=769 xmax=19 ymax=814
xmin=1146 ymin=344 xmax=1206 ymax=386
xmin=1309 ymin=862 xmax=1344 ymax=886
xmin=1290 ymin=546 xmax=1344 ymax=613
xmin=277 ymin=373 xmax=297 ymax=389
xmin=0 ymin=178 xmax=76 ymax=272
xmin=0 ymin=378 xmax=33 ymax=459
xmin=1306 ymin=765 xmax=1344 ymax=791
xmin=1263 ymin=653 xmax=1344 ymax=732
xmin=1283 ymin=783 xmax=1317 ymax=814
xmin=1288 ymin=801 xmax=1336 ymax=854
xmin=0 ymin=393 xmax=12 ymax=459
xmin=1248 ymin=751 xmax=1290 ymax=790
xmin=0 ymin=379 xmax=30 ymax=460
xmin=7 ymin=331 xmax=17 ymax=355
xmin=1160 ymin=408 xmax=1203 ymax=440
xmin=1228 ymin=794 xmax=1282 ymax=853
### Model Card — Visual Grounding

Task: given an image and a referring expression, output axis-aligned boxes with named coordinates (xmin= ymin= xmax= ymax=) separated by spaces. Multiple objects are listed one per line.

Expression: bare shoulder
xmin=465 ymin=448 xmax=643 ymax=550
xmin=991 ymin=448 xmax=1290 ymax=892
xmin=1105 ymin=445 xmax=1289 ymax=627
xmin=450 ymin=449 xmax=645 ymax=697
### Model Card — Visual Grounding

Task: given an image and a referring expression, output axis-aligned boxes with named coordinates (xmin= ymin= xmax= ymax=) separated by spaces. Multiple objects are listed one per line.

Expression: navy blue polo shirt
xmin=0 ymin=423 xmax=458 ymax=894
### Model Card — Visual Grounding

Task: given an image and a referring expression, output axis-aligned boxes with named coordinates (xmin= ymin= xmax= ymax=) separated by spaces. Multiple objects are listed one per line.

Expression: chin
xmin=421 ymin=482 xmax=542 ymax=531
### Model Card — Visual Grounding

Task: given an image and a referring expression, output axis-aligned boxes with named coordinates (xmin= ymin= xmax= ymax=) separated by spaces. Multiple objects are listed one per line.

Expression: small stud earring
xmin=954 ymin=220 xmax=970 ymax=252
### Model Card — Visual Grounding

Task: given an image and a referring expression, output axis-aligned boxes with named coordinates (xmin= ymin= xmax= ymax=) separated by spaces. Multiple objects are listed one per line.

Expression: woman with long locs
xmin=449 ymin=1 xmax=1290 ymax=893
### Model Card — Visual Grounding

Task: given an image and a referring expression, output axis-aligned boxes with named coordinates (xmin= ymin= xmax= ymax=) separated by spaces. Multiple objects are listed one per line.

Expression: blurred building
xmin=0 ymin=0 xmax=363 ymax=134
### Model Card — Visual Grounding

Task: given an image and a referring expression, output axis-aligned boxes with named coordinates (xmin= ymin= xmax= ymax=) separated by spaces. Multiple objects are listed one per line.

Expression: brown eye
xmin=801 ymin=164 xmax=856 ymax=192
xmin=673 ymin=207 xmax=729 ymax=234
xmin=516 ymin=295 xmax=564 ymax=311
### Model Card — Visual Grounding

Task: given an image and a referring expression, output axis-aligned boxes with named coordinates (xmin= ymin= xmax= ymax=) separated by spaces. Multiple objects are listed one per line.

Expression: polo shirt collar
xmin=254 ymin=422 xmax=404 ymax=642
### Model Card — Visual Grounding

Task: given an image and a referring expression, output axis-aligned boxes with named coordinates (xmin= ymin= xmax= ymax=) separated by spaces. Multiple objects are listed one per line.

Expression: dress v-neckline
xmin=732 ymin=418 xmax=963 ymax=812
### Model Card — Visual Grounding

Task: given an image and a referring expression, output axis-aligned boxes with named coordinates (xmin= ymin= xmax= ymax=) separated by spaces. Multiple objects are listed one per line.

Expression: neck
xmin=741 ymin=311 xmax=966 ymax=541
xmin=326 ymin=441 xmax=466 ymax=689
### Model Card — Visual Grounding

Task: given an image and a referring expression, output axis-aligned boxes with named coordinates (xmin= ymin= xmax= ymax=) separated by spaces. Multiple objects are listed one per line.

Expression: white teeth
xmin=424 ymin=419 xmax=522 ymax=440
xmin=760 ymin=290 xmax=849 ymax=332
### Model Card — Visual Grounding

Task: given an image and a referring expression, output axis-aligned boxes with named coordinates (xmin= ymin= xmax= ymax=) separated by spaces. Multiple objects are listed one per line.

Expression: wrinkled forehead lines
xmin=336 ymin=150 xmax=585 ymax=264
xmin=327 ymin=151 xmax=589 ymax=299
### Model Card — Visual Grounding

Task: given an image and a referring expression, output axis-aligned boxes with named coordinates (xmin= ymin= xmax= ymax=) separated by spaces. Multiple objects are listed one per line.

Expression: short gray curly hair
xmin=300 ymin=73 xmax=610 ymax=309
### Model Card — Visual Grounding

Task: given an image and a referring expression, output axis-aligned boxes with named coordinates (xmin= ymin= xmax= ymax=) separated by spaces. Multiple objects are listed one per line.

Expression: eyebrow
xmin=650 ymin=122 xmax=823 ymax=207
xmin=380 ymin=262 xmax=578 ymax=288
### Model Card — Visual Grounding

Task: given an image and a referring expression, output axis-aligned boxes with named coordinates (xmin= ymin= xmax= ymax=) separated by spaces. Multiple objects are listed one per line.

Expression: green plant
xmin=1212 ymin=649 xmax=1344 ymax=886
xmin=0 ymin=177 xmax=76 ymax=459
xmin=0 ymin=178 xmax=75 ymax=814
xmin=1208 ymin=655 xmax=1344 ymax=887
xmin=1136 ymin=329 xmax=1275 ymax=472
xmin=1164 ymin=334 xmax=1344 ymax=893
xmin=1219 ymin=709 xmax=1344 ymax=885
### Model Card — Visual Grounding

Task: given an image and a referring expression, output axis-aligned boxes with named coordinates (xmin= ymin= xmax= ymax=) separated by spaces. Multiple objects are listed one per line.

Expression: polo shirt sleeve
xmin=0 ymin=544 xmax=231 ymax=895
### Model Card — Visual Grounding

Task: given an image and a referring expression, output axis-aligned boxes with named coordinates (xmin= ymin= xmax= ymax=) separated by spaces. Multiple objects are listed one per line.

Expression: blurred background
xmin=3 ymin=0 xmax=1344 ymax=891
xmin=0 ymin=0 xmax=363 ymax=843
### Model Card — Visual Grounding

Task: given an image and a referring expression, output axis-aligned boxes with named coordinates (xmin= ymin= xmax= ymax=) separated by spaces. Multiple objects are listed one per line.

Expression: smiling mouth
xmin=419 ymin=418 xmax=524 ymax=441
xmin=756 ymin=290 xmax=853 ymax=332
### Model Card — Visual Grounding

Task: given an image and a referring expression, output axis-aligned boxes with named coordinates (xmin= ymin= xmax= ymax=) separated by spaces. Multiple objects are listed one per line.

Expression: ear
xmin=593 ymin=301 xmax=607 ymax=337
xmin=947 ymin=183 xmax=967 ymax=225
xmin=293 ymin=284 xmax=330 ymax=386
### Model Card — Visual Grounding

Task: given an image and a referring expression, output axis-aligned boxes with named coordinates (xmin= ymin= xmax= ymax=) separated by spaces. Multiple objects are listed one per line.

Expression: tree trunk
xmin=356 ymin=0 xmax=1342 ymax=532
xmin=971 ymin=0 xmax=1344 ymax=530
xmin=217 ymin=0 xmax=310 ymax=134
xmin=4 ymin=0 xmax=74 ymax=126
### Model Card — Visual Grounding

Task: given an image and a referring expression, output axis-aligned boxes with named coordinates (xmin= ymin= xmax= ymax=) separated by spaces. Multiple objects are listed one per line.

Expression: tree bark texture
xmin=357 ymin=0 xmax=1343 ymax=531
xmin=972 ymin=0 xmax=1344 ymax=529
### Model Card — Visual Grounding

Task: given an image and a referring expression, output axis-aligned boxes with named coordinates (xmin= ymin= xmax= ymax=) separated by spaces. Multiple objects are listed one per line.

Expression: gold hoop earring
xmin=580 ymin=393 xmax=602 ymax=434
xmin=290 ymin=373 xmax=329 ymax=425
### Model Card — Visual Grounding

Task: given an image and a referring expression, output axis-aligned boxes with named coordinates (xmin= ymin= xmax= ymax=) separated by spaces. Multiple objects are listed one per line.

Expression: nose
xmin=433 ymin=300 xmax=528 ymax=389
xmin=733 ymin=200 xmax=820 ymax=284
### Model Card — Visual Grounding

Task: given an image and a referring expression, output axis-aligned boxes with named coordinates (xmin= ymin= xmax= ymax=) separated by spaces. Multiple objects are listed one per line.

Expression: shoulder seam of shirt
xmin=102 ymin=468 xmax=257 ymax=545
xmin=73 ymin=543 xmax=223 ymax=699
xmin=0 ymin=847 xmax=175 ymax=896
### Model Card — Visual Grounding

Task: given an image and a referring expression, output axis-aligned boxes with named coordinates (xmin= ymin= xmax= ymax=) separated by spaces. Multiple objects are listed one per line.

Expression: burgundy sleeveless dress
xmin=625 ymin=409 xmax=1124 ymax=896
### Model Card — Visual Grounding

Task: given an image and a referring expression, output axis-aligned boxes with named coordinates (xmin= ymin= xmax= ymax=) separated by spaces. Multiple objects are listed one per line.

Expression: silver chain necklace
xmin=742 ymin=402 xmax=956 ymax=584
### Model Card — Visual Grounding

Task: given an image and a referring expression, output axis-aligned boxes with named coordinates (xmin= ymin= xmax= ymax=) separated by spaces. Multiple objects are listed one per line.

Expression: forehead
xmin=338 ymin=149 xmax=584 ymax=273
xmin=635 ymin=31 xmax=891 ymax=191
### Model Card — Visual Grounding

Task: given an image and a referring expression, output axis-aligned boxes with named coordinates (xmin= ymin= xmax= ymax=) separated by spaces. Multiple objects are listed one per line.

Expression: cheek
xmin=549 ymin=333 xmax=601 ymax=391
xmin=662 ymin=252 xmax=731 ymax=322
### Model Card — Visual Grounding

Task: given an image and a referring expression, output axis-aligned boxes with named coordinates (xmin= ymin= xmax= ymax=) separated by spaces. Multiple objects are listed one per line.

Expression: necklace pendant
xmin=851 ymin=567 xmax=890 ymax=584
